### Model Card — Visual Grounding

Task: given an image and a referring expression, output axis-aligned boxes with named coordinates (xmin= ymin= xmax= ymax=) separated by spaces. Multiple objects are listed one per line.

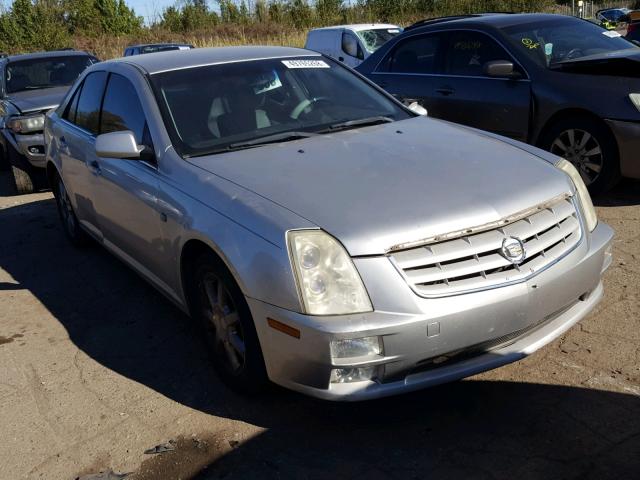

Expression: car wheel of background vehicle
xmin=8 ymin=143 xmax=36 ymax=195
xmin=53 ymin=175 xmax=89 ymax=246
xmin=540 ymin=116 xmax=620 ymax=196
xmin=190 ymin=252 xmax=268 ymax=393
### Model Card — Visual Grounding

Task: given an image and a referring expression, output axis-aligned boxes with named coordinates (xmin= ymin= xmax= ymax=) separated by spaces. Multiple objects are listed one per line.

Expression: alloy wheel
xmin=550 ymin=129 xmax=603 ymax=186
xmin=198 ymin=272 xmax=246 ymax=374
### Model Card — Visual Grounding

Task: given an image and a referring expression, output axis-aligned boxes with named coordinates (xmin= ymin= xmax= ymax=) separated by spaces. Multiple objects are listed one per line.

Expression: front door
xmin=90 ymin=73 xmax=169 ymax=290
xmin=433 ymin=30 xmax=531 ymax=142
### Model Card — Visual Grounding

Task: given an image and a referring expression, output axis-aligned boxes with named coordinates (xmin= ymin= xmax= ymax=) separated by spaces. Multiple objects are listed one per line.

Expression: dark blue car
xmin=357 ymin=13 xmax=640 ymax=194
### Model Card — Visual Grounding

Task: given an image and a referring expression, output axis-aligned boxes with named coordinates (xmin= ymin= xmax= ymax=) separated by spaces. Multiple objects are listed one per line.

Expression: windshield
xmin=599 ymin=9 xmax=628 ymax=22
xmin=5 ymin=56 xmax=96 ymax=94
xmin=151 ymin=57 xmax=410 ymax=157
xmin=503 ymin=18 xmax=637 ymax=67
xmin=356 ymin=28 xmax=402 ymax=53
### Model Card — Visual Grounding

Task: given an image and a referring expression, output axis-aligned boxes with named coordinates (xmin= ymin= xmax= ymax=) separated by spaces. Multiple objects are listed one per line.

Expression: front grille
xmin=389 ymin=195 xmax=582 ymax=297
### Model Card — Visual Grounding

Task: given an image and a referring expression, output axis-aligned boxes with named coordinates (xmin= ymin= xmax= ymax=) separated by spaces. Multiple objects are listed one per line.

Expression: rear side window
xmin=75 ymin=71 xmax=108 ymax=134
xmin=63 ymin=85 xmax=82 ymax=123
xmin=100 ymin=73 xmax=146 ymax=144
xmin=378 ymin=34 xmax=443 ymax=74
xmin=443 ymin=31 xmax=515 ymax=77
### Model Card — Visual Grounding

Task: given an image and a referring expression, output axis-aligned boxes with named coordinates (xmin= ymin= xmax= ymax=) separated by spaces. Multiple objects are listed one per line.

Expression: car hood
xmin=187 ymin=117 xmax=572 ymax=256
xmin=7 ymin=86 xmax=69 ymax=113
xmin=551 ymin=48 xmax=640 ymax=76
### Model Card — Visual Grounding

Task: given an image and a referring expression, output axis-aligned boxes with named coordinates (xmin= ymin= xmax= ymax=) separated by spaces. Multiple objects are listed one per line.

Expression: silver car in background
xmin=44 ymin=47 xmax=613 ymax=401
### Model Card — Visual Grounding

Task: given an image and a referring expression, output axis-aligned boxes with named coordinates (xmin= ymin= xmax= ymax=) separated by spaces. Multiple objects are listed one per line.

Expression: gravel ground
xmin=0 ymin=171 xmax=638 ymax=480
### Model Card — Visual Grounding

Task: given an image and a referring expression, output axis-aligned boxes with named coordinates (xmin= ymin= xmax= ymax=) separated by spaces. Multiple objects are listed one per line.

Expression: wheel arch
xmin=179 ymin=237 xmax=247 ymax=317
xmin=534 ymin=108 xmax=616 ymax=149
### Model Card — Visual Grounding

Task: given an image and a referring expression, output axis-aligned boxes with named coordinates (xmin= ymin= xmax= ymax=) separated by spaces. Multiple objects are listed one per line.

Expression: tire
xmin=7 ymin=143 xmax=36 ymax=195
xmin=188 ymin=252 xmax=268 ymax=394
xmin=539 ymin=116 xmax=620 ymax=196
xmin=53 ymin=173 xmax=89 ymax=247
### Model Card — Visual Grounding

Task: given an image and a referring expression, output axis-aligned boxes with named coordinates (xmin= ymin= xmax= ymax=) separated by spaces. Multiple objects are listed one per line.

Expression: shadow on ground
xmin=593 ymin=178 xmax=640 ymax=207
xmin=1 ymin=174 xmax=638 ymax=480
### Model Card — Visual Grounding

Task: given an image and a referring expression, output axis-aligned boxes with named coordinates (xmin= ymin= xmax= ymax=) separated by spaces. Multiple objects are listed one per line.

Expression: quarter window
xmin=63 ymin=85 xmax=82 ymax=123
xmin=100 ymin=73 xmax=146 ymax=144
xmin=74 ymin=71 xmax=108 ymax=134
xmin=443 ymin=31 xmax=516 ymax=77
xmin=379 ymin=34 xmax=443 ymax=74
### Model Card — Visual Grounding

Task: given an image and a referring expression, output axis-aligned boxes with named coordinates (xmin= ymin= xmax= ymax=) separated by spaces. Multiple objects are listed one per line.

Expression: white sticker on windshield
xmin=282 ymin=59 xmax=330 ymax=69
xmin=603 ymin=30 xmax=622 ymax=38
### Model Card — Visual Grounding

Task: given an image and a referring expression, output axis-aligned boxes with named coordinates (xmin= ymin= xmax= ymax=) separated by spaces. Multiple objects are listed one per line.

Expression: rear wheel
xmin=540 ymin=116 xmax=620 ymax=195
xmin=53 ymin=174 xmax=89 ymax=246
xmin=189 ymin=252 xmax=268 ymax=393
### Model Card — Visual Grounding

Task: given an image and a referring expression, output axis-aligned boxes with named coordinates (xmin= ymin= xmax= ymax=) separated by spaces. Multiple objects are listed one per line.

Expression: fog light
xmin=330 ymin=336 xmax=382 ymax=359
xmin=28 ymin=146 xmax=44 ymax=154
xmin=330 ymin=366 xmax=377 ymax=384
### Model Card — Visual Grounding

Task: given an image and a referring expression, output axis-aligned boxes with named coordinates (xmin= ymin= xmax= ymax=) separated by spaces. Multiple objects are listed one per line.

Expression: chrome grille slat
xmin=390 ymin=197 xmax=582 ymax=297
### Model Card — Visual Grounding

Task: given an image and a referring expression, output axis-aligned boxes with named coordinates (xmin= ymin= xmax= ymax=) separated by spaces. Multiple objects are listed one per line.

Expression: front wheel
xmin=540 ymin=117 xmax=620 ymax=196
xmin=8 ymin=144 xmax=36 ymax=195
xmin=190 ymin=252 xmax=268 ymax=393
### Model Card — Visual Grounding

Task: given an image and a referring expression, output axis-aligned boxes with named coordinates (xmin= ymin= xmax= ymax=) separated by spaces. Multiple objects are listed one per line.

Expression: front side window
xmin=443 ymin=31 xmax=515 ymax=77
xmin=100 ymin=73 xmax=146 ymax=144
xmin=357 ymin=28 xmax=402 ymax=54
xmin=379 ymin=34 xmax=444 ymax=74
xmin=5 ymin=56 xmax=97 ymax=94
xmin=503 ymin=18 xmax=638 ymax=67
xmin=74 ymin=71 xmax=108 ymax=135
xmin=151 ymin=57 xmax=411 ymax=157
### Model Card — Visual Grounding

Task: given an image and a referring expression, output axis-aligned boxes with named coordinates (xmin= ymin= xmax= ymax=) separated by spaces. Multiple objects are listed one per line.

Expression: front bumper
xmin=248 ymin=222 xmax=614 ymax=401
xmin=5 ymin=131 xmax=46 ymax=168
xmin=605 ymin=119 xmax=640 ymax=179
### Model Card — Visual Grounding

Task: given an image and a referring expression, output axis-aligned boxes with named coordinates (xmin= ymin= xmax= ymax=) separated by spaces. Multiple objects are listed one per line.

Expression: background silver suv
xmin=45 ymin=47 xmax=613 ymax=400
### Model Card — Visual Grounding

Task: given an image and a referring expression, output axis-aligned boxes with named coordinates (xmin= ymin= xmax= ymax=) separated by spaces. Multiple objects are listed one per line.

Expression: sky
xmin=127 ymin=0 xmax=177 ymax=23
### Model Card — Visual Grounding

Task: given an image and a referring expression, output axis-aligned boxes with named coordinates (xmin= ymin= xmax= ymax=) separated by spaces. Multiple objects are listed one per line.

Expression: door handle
xmin=89 ymin=160 xmax=101 ymax=175
xmin=59 ymin=136 xmax=67 ymax=146
xmin=436 ymin=87 xmax=455 ymax=96
xmin=338 ymin=56 xmax=344 ymax=62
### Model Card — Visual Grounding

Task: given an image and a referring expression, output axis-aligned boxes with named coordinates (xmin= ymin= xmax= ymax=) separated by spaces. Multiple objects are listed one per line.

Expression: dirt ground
xmin=0 ymin=170 xmax=638 ymax=480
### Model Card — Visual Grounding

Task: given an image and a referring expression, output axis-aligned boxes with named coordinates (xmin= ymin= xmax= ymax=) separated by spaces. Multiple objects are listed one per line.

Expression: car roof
xmin=4 ymin=50 xmax=92 ymax=62
xmin=126 ymin=43 xmax=193 ymax=49
xmin=113 ymin=46 xmax=320 ymax=74
xmin=310 ymin=24 xmax=400 ymax=32
xmin=407 ymin=13 xmax=579 ymax=31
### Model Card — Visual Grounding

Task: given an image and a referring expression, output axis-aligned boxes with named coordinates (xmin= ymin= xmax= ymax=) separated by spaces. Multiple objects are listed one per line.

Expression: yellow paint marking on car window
xmin=522 ymin=38 xmax=540 ymax=49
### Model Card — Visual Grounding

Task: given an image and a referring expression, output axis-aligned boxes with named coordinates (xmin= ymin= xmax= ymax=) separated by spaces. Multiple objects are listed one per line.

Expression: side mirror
xmin=95 ymin=130 xmax=144 ymax=159
xmin=483 ymin=60 xmax=519 ymax=78
xmin=407 ymin=101 xmax=428 ymax=116
xmin=342 ymin=35 xmax=359 ymax=58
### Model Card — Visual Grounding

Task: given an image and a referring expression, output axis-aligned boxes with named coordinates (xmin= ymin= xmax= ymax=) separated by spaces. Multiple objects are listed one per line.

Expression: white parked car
xmin=305 ymin=24 xmax=402 ymax=67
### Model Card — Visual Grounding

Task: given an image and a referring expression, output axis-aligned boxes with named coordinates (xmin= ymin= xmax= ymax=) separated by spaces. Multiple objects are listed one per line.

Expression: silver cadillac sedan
xmin=44 ymin=47 xmax=614 ymax=401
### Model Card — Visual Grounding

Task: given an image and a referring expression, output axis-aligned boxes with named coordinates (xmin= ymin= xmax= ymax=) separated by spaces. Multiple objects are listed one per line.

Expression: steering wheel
xmin=565 ymin=48 xmax=584 ymax=60
xmin=290 ymin=96 xmax=331 ymax=120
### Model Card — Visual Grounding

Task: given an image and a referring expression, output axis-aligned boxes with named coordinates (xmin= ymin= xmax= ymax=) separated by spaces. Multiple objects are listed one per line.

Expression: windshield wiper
xmin=184 ymin=131 xmax=317 ymax=158
xmin=317 ymin=116 xmax=394 ymax=134
xmin=229 ymin=131 xmax=317 ymax=149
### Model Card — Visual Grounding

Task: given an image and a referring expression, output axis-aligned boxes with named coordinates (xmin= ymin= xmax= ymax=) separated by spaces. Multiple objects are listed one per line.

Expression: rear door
xmin=434 ymin=30 xmax=531 ymax=141
xmin=54 ymin=70 xmax=108 ymax=239
xmin=367 ymin=32 xmax=446 ymax=109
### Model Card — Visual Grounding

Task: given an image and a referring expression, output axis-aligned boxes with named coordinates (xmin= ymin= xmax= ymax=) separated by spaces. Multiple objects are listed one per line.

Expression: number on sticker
xmin=282 ymin=59 xmax=330 ymax=69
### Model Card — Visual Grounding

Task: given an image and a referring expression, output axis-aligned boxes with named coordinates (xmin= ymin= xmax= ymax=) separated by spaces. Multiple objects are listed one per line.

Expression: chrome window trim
xmin=373 ymin=27 xmax=530 ymax=81
xmin=386 ymin=194 xmax=586 ymax=299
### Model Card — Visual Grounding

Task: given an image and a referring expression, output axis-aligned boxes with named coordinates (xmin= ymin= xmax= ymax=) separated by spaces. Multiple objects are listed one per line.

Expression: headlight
xmin=629 ymin=93 xmax=640 ymax=113
xmin=287 ymin=230 xmax=372 ymax=315
xmin=7 ymin=114 xmax=45 ymax=134
xmin=556 ymin=159 xmax=598 ymax=232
